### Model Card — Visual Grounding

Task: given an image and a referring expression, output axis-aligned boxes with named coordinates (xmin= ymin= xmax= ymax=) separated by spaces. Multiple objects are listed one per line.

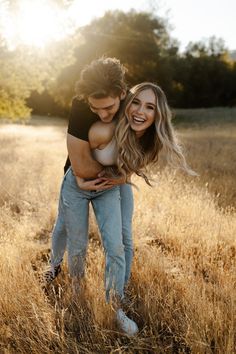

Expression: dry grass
xmin=0 ymin=111 xmax=235 ymax=353
xmin=173 ymin=107 xmax=236 ymax=210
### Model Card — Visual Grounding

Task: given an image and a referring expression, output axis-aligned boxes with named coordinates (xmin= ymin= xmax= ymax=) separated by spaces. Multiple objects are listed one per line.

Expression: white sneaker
xmin=116 ymin=309 xmax=139 ymax=336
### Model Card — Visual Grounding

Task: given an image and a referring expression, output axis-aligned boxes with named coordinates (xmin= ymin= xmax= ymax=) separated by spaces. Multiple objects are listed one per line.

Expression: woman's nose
xmin=136 ymin=104 xmax=144 ymax=114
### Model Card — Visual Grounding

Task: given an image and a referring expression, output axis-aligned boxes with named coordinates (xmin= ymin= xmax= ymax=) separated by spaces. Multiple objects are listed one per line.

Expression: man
xmin=65 ymin=57 xmax=126 ymax=185
xmin=46 ymin=57 xmax=138 ymax=336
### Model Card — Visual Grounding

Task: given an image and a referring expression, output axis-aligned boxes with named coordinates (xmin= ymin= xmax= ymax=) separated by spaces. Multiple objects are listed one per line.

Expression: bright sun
xmin=0 ymin=0 xmax=113 ymax=49
xmin=15 ymin=1 xmax=64 ymax=47
xmin=1 ymin=0 xmax=74 ymax=48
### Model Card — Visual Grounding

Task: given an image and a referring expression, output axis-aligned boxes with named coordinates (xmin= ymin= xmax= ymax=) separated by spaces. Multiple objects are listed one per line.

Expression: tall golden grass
xmin=0 ymin=111 xmax=235 ymax=353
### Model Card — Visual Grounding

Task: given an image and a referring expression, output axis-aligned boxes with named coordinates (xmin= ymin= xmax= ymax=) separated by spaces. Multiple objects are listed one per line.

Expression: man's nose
xmin=98 ymin=110 xmax=108 ymax=119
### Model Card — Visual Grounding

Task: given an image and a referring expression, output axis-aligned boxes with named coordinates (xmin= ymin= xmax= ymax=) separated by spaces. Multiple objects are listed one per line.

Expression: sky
xmin=69 ymin=0 xmax=236 ymax=51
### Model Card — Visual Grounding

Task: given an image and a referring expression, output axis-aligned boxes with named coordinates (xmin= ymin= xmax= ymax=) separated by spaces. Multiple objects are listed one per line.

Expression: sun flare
xmin=0 ymin=0 xmax=113 ymax=49
xmin=1 ymin=0 xmax=72 ymax=48
xmin=16 ymin=1 xmax=64 ymax=47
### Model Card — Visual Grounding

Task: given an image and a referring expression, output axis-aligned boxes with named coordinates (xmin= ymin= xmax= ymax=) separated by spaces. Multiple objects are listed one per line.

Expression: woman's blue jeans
xmin=50 ymin=168 xmax=133 ymax=301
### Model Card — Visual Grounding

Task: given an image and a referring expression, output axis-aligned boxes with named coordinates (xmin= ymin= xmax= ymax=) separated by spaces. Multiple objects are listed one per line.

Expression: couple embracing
xmin=45 ymin=57 xmax=192 ymax=336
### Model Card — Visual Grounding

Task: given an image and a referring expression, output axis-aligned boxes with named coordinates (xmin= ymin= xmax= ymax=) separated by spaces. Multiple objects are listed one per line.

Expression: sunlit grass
xmin=173 ymin=107 xmax=236 ymax=209
xmin=0 ymin=111 xmax=235 ymax=353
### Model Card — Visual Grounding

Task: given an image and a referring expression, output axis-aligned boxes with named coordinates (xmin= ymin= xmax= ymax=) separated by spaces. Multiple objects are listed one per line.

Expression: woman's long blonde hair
xmin=115 ymin=82 xmax=194 ymax=184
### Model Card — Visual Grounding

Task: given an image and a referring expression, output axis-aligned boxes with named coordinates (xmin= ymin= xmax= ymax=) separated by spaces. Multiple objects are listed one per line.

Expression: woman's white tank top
xmin=92 ymin=137 xmax=117 ymax=166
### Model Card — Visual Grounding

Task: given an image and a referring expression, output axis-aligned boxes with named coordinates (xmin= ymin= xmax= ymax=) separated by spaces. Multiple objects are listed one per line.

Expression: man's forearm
xmin=67 ymin=134 xmax=104 ymax=179
xmin=71 ymin=157 xmax=103 ymax=179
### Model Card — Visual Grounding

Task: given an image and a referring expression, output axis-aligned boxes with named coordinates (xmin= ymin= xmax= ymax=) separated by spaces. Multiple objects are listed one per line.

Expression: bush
xmin=0 ymin=90 xmax=31 ymax=121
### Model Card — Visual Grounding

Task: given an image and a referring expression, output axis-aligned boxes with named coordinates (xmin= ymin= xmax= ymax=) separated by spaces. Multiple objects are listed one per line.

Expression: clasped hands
xmin=75 ymin=166 xmax=126 ymax=191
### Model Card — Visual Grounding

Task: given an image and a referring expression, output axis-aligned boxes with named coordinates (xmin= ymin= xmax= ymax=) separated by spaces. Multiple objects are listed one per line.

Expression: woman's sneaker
xmin=116 ymin=308 xmax=138 ymax=336
xmin=43 ymin=264 xmax=61 ymax=285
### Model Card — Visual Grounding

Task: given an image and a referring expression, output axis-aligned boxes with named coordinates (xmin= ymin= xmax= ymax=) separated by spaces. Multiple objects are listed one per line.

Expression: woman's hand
xmin=75 ymin=176 xmax=113 ymax=191
xmin=97 ymin=167 xmax=131 ymax=186
xmin=98 ymin=175 xmax=127 ymax=186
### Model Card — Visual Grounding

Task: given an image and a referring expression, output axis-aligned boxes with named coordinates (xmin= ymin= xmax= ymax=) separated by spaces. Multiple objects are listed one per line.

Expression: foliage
xmin=173 ymin=56 xmax=234 ymax=107
xmin=0 ymin=38 xmax=75 ymax=120
xmin=50 ymin=10 xmax=176 ymax=110
xmin=0 ymin=8 xmax=236 ymax=119
xmin=50 ymin=12 xmax=236 ymax=113
xmin=0 ymin=89 xmax=31 ymax=120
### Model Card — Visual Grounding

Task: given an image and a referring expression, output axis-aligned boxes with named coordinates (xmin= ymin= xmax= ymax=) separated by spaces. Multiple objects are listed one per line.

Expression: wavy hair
xmin=115 ymin=82 xmax=195 ymax=185
xmin=75 ymin=57 xmax=127 ymax=99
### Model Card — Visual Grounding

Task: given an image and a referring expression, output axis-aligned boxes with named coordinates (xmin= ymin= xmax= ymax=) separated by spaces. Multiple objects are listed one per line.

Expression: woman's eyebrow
xmin=132 ymin=98 xmax=156 ymax=107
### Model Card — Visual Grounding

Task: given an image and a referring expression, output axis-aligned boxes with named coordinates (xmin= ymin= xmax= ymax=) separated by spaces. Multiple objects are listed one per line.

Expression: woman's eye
xmin=132 ymin=100 xmax=139 ymax=105
xmin=147 ymin=105 xmax=155 ymax=110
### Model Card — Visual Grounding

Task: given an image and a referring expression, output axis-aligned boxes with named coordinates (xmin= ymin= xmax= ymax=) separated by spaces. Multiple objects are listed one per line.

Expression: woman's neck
xmin=135 ymin=130 xmax=145 ymax=138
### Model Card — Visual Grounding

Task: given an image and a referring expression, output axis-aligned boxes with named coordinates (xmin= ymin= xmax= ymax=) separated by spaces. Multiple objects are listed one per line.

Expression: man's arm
xmin=67 ymin=134 xmax=127 ymax=188
xmin=68 ymin=135 xmax=118 ymax=190
xmin=67 ymin=133 xmax=103 ymax=179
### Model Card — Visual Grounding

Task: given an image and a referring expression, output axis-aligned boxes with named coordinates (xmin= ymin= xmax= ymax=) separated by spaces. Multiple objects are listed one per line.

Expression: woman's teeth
xmin=133 ymin=116 xmax=145 ymax=124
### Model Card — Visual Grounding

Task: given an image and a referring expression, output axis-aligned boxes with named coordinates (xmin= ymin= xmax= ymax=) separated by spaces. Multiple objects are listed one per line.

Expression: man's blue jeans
xmin=50 ymin=168 xmax=133 ymax=301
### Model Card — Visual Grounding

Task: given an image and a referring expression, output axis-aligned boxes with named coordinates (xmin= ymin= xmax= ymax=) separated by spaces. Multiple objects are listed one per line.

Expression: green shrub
xmin=0 ymin=90 xmax=31 ymax=121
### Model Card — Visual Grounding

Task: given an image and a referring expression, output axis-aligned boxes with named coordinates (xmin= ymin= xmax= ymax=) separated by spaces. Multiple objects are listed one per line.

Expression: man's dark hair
xmin=75 ymin=57 xmax=127 ymax=99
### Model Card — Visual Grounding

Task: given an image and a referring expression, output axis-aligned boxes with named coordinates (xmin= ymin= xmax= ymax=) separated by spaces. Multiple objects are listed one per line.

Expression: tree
xmin=51 ymin=9 xmax=177 ymax=109
xmin=185 ymin=36 xmax=226 ymax=58
xmin=0 ymin=35 xmax=76 ymax=119
xmin=172 ymin=38 xmax=235 ymax=107
xmin=0 ymin=0 xmax=76 ymax=120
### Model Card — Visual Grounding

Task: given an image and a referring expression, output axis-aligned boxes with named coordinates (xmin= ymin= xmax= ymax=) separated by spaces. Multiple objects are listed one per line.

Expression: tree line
xmin=1 ymin=10 xmax=236 ymax=120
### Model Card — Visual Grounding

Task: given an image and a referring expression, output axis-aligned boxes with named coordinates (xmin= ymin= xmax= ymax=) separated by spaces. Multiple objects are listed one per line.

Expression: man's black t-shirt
xmin=67 ymin=97 xmax=99 ymax=140
xmin=64 ymin=97 xmax=99 ymax=173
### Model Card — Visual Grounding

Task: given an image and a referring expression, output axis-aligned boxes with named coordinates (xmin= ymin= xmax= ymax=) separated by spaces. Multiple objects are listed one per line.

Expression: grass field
xmin=0 ymin=108 xmax=235 ymax=353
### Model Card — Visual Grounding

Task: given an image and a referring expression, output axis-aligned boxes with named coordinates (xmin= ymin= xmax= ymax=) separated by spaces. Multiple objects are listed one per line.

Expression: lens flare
xmin=1 ymin=0 xmax=71 ymax=48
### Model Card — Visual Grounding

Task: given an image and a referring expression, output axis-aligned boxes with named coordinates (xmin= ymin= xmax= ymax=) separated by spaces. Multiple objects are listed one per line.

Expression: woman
xmin=84 ymin=82 xmax=193 ymax=187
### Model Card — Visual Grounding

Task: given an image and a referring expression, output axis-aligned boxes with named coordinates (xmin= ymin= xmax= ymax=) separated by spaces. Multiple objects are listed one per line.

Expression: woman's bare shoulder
xmin=88 ymin=121 xmax=115 ymax=149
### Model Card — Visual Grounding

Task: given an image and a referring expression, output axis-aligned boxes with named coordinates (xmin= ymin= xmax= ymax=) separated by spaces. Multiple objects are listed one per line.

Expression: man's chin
xmin=101 ymin=117 xmax=114 ymax=123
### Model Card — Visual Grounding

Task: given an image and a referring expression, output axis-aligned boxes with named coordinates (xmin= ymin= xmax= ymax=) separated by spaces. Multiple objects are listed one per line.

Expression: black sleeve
xmin=67 ymin=97 xmax=98 ymax=141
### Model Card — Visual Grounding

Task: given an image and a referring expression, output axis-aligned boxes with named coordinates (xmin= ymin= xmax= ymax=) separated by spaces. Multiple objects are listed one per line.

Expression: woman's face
xmin=126 ymin=88 xmax=156 ymax=137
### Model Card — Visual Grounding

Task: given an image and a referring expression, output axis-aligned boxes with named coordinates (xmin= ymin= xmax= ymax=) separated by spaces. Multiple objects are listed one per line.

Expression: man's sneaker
xmin=116 ymin=308 xmax=139 ymax=336
xmin=43 ymin=264 xmax=61 ymax=285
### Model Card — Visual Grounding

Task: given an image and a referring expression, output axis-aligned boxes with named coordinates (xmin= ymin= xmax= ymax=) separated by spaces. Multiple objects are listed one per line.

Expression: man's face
xmin=88 ymin=96 xmax=121 ymax=123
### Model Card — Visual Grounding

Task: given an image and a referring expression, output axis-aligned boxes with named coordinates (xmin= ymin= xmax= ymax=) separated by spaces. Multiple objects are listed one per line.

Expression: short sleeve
xmin=67 ymin=97 xmax=98 ymax=141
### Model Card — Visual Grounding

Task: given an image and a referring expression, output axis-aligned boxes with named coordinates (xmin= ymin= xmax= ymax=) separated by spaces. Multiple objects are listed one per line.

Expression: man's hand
xmin=97 ymin=174 xmax=127 ymax=186
xmin=99 ymin=176 xmax=127 ymax=186
xmin=75 ymin=176 xmax=114 ymax=191
xmin=97 ymin=166 xmax=127 ymax=186
xmin=98 ymin=166 xmax=120 ymax=178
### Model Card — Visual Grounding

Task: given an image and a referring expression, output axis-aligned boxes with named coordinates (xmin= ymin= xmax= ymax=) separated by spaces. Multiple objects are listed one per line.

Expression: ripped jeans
xmin=50 ymin=167 xmax=133 ymax=301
